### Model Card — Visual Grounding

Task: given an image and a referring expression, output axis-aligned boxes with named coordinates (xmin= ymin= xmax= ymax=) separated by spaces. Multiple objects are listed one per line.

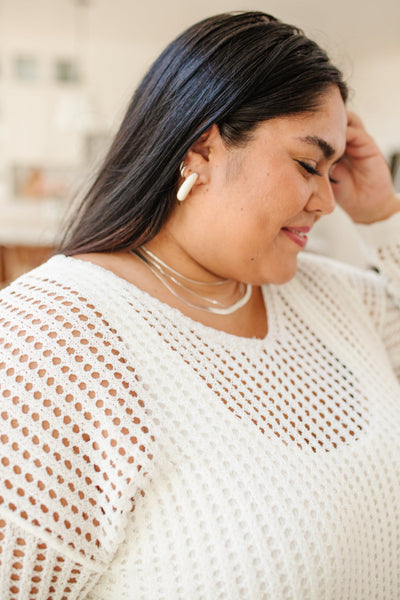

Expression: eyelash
xmin=297 ymin=160 xmax=338 ymax=185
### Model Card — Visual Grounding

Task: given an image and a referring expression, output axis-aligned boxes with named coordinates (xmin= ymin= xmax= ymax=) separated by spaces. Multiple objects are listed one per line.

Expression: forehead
xmin=251 ymin=87 xmax=347 ymax=157
xmin=287 ymin=89 xmax=347 ymax=154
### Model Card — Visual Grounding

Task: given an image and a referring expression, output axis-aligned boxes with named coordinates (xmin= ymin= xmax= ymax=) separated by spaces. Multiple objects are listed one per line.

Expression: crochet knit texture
xmin=0 ymin=214 xmax=399 ymax=600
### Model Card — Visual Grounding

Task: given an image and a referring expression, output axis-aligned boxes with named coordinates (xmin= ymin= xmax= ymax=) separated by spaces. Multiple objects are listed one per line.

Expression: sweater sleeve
xmin=0 ymin=516 xmax=99 ymax=599
xmin=356 ymin=212 xmax=400 ymax=378
xmin=0 ymin=268 xmax=155 ymax=599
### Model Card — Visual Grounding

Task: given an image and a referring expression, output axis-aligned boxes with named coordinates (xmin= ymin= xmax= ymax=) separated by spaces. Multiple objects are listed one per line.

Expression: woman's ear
xmin=184 ymin=123 xmax=223 ymax=171
xmin=177 ymin=124 xmax=225 ymax=200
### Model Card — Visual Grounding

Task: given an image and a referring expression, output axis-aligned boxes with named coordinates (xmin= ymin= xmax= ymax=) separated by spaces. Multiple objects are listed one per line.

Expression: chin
xmin=255 ymin=261 xmax=298 ymax=286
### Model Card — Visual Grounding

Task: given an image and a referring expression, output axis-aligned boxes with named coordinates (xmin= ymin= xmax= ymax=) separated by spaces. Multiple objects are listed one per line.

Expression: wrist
xmin=356 ymin=192 xmax=400 ymax=224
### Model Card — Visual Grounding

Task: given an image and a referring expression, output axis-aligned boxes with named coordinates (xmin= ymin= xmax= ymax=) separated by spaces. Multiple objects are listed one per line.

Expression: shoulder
xmin=1 ymin=254 xmax=113 ymax=311
xmin=0 ymin=255 xmax=147 ymax=402
xmin=0 ymin=253 xmax=145 ymax=337
xmin=291 ymin=252 xmax=387 ymax=331
xmin=0 ymin=255 xmax=126 ymax=353
xmin=296 ymin=250 xmax=384 ymax=291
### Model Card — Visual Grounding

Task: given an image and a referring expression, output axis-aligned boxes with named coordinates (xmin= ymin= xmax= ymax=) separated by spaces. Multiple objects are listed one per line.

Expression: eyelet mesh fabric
xmin=0 ymin=215 xmax=400 ymax=599
xmin=0 ymin=277 xmax=155 ymax=598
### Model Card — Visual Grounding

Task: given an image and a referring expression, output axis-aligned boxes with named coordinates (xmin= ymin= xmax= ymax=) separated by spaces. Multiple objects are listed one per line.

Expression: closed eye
xmin=297 ymin=160 xmax=338 ymax=184
xmin=297 ymin=160 xmax=321 ymax=176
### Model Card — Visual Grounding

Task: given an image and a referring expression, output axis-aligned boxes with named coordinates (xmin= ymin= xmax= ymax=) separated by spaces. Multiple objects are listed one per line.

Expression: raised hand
xmin=331 ymin=111 xmax=400 ymax=223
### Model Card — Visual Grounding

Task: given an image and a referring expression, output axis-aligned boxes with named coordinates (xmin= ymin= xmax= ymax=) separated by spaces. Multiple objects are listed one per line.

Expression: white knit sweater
xmin=0 ymin=214 xmax=399 ymax=600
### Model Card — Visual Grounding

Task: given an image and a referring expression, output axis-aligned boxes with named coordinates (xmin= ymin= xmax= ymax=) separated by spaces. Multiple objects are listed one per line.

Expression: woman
xmin=0 ymin=11 xmax=399 ymax=600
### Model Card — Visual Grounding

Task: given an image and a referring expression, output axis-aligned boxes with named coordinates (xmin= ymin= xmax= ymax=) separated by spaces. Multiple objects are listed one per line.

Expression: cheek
xmin=208 ymin=167 xmax=307 ymax=245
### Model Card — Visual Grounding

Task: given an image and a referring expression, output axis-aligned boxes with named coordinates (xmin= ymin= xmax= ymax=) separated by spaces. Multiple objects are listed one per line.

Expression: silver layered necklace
xmin=132 ymin=246 xmax=252 ymax=315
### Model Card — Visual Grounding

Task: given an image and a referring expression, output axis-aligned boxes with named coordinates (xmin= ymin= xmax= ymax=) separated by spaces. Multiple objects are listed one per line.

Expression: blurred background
xmin=0 ymin=0 xmax=399 ymax=285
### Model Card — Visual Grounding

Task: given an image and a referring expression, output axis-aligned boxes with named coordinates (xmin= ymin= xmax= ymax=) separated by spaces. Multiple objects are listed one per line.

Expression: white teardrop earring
xmin=177 ymin=172 xmax=199 ymax=202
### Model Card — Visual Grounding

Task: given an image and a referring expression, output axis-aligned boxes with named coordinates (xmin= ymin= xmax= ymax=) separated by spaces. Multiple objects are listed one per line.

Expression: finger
xmin=344 ymin=122 xmax=377 ymax=158
xmin=346 ymin=111 xmax=365 ymax=129
xmin=345 ymin=112 xmax=373 ymax=149
xmin=330 ymin=159 xmax=350 ymax=184
xmin=345 ymin=126 xmax=368 ymax=150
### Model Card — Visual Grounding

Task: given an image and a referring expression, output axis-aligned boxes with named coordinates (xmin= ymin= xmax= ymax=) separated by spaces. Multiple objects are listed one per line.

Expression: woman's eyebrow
xmin=298 ymin=135 xmax=336 ymax=159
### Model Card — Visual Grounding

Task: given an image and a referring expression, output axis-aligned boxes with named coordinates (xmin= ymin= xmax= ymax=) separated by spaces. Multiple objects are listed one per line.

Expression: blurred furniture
xmin=0 ymin=244 xmax=54 ymax=287
xmin=0 ymin=199 xmax=62 ymax=287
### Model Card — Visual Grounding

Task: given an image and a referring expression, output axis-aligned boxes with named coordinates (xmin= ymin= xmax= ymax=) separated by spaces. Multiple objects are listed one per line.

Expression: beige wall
xmin=350 ymin=51 xmax=400 ymax=157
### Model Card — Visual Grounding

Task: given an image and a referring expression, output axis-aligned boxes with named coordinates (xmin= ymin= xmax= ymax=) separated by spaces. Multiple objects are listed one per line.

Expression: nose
xmin=305 ymin=178 xmax=336 ymax=216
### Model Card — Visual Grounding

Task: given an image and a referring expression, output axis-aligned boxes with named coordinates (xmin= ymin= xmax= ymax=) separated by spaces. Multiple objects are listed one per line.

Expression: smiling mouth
xmin=281 ymin=227 xmax=310 ymax=248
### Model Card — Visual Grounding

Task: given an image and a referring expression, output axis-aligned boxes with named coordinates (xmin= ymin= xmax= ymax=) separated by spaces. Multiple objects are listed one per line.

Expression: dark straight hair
xmin=59 ymin=11 xmax=348 ymax=255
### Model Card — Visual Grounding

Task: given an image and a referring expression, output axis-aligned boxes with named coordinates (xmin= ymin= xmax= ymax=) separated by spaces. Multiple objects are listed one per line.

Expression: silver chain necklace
xmin=132 ymin=246 xmax=252 ymax=315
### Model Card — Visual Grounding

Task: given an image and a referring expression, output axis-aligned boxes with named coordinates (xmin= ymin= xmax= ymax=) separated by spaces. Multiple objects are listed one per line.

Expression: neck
xmin=132 ymin=245 xmax=253 ymax=316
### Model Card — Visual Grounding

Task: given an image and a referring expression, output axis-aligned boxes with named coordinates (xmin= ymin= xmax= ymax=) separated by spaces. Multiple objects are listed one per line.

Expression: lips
xmin=281 ymin=226 xmax=311 ymax=249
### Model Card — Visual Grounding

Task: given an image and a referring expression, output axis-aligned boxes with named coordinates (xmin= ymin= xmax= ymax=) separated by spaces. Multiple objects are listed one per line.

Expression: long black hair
xmin=59 ymin=11 xmax=348 ymax=255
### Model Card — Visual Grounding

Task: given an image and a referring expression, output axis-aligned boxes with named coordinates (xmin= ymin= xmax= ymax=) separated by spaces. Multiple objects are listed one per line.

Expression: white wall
xmin=350 ymin=51 xmax=400 ymax=157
